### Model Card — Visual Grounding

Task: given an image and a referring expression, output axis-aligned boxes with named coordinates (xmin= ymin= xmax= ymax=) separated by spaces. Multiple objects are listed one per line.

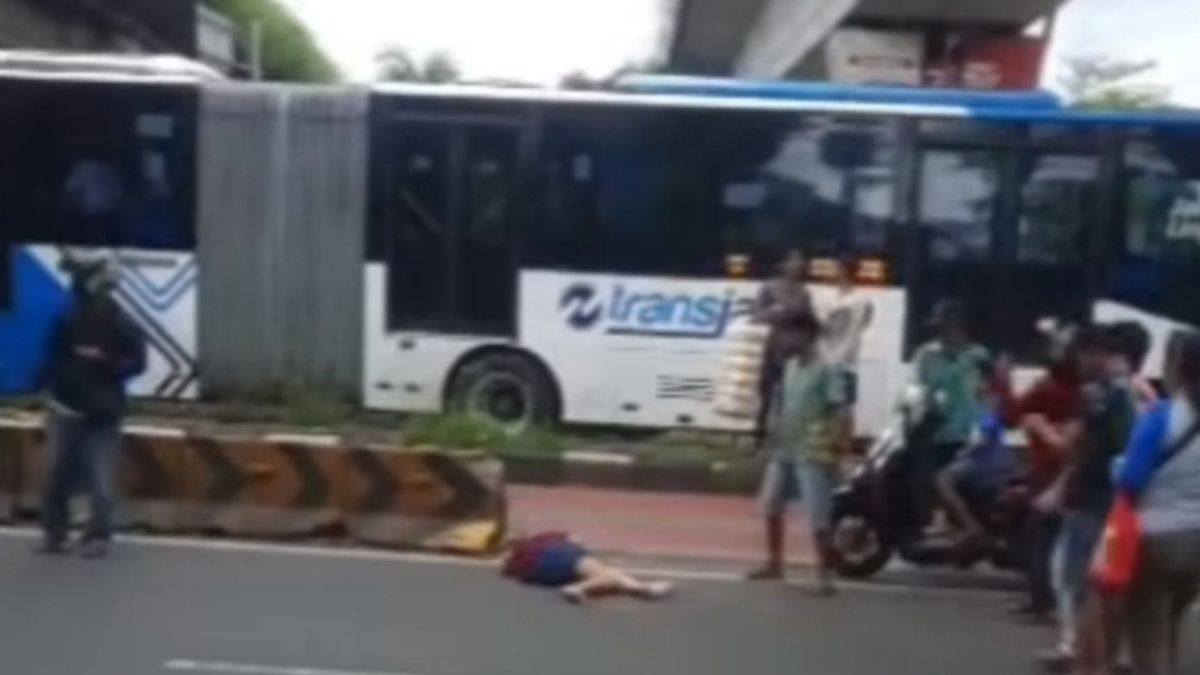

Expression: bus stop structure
xmin=667 ymin=0 xmax=1068 ymax=84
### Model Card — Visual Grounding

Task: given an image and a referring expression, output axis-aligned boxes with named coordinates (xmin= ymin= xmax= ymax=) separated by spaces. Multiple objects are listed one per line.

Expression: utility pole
xmin=249 ymin=20 xmax=263 ymax=80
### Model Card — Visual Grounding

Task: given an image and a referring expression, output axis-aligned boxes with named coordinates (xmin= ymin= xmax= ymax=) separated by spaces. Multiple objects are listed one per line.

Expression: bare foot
xmin=562 ymin=586 xmax=587 ymax=604
xmin=640 ymin=581 xmax=674 ymax=600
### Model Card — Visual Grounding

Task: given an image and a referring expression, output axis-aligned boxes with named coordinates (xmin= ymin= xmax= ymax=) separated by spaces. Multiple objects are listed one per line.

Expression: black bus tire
xmin=447 ymin=352 xmax=558 ymax=431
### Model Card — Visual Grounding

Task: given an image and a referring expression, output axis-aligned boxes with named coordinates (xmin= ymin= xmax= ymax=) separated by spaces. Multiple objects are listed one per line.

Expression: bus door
xmin=381 ymin=116 xmax=529 ymax=336
xmin=1000 ymin=149 xmax=1101 ymax=361
xmin=910 ymin=145 xmax=1008 ymax=351
xmin=911 ymin=142 xmax=1100 ymax=360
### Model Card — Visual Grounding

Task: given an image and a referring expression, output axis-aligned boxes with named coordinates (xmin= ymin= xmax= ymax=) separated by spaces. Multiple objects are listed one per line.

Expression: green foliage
xmin=1059 ymin=56 xmax=1170 ymax=110
xmin=375 ymin=48 xmax=460 ymax=83
xmin=403 ymin=414 xmax=565 ymax=456
xmin=203 ymin=0 xmax=338 ymax=83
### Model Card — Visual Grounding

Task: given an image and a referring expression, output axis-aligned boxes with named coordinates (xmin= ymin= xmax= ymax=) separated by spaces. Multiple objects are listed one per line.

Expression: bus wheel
xmin=447 ymin=353 xmax=558 ymax=432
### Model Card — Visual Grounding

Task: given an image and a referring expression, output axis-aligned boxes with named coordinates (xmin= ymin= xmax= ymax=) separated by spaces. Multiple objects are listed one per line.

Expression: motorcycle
xmin=829 ymin=384 xmax=1029 ymax=579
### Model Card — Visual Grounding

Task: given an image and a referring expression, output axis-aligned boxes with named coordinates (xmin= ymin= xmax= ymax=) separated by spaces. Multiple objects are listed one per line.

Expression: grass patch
xmin=403 ymin=414 xmax=566 ymax=458
xmin=633 ymin=431 xmax=746 ymax=468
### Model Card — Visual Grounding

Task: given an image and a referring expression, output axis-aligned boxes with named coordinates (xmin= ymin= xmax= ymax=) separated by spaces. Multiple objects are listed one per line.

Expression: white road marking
xmin=0 ymin=526 xmax=1007 ymax=600
xmin=165 ymin=659 xmax=425 ymax=675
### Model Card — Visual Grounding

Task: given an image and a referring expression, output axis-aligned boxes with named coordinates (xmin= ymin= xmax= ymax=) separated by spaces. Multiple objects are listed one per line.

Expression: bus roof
xmin=970 ymin=105 xmax=1200 ymax=129
xmin=374 ymin=80 xmax=1200 ymax=130
xmin=614 ymin=74 xmax=1064 ymax=112
xmin=371 ymin=81 xmax=973 ymax=118
xmin=0 ymin=50 xmax=222 ymax=84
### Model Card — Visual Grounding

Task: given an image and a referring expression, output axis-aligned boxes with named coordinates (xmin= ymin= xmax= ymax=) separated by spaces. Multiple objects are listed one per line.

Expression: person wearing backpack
xmin=1108 ymin=331 xmax=1200 ymax=674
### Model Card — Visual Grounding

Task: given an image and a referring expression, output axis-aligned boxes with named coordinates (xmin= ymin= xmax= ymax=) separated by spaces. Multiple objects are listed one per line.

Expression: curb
xmin=501 ymin=451 xmax=760 ymax=495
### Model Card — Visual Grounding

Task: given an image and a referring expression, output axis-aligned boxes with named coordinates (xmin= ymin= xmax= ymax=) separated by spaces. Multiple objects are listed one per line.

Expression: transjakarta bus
xmin=364 ymin=78 xmax=1200 ymax=436
xmin=0 ymin=61 xmax=1196 ymax=438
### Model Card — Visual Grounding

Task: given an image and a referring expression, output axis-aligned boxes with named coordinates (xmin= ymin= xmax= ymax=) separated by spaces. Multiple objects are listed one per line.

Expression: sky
xmin=280 ymin=0 xmax=1200 ymax=105
xmin=1043 ymin=0 xmax=1200 ymax=105
xmin=278 ymin=0 xmax=668 ymax=85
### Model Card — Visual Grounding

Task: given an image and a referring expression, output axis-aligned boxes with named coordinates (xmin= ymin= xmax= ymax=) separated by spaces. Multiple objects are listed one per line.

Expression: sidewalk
xmin=508 ymin=484 xmax=814 ymax=566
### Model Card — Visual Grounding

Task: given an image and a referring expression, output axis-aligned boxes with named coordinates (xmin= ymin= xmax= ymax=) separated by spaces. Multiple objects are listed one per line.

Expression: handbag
xmin=1090 ymin=415 xmax=1200 ymax=592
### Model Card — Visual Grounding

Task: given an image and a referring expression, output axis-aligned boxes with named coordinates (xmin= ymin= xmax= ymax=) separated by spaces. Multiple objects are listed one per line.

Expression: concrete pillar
xmin=734 ymin=0 xmax=859 ymax=78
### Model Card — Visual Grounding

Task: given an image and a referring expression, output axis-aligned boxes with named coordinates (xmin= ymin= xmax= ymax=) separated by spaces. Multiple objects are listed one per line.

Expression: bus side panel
xmin=362 ymin=263 xmax=506 ymax=412
xmin=0 ymin=245 xmax=197 ymax=399
xmin=0 ymin=79 xmax=198 ymax=399
xmin=518 ymin=269 xmax=908 ymax=436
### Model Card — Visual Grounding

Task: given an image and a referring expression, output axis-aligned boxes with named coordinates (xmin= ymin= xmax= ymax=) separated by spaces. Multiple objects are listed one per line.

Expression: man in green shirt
xmin=911 ymin=300 xmax=990 ymax=528
xmin=748 ymin=313 xmax=851 ymax=594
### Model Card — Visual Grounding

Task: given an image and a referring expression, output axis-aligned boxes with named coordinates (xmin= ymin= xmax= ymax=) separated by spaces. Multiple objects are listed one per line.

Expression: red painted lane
xmin=508 ymin=485 xmax=815 ymax=565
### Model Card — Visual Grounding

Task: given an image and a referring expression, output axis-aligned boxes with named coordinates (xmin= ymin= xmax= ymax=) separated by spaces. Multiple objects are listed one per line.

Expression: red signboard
xmin=925 ymin=36 xmax=1047 ymax=90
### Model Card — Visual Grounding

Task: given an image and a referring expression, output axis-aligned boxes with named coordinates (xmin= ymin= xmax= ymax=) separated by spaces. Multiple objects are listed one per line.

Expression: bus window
xmin=912 ymin=147 xmax=1002 ymax=347
xmin=1107 ymin=131 xmax=1200 ymax=331
xmin=531 ymin=109 xmax=902 ymax=279
xmin=918 ymin=149 xmax=998 ymax=262
xmin=382 ymin=122 xmax=455 ymax=329
xmin=458 ymin=125 xmax=519 ymax=333
xmin=1004 ymin=154 xmax=1099 ymax=359
xmin=733 ymin=115 xmax=902 ymax=270
xmin=0 ymin=81 xmax=194 ymax=250
xmin=532 ymin=107 xmax=726 ymax=277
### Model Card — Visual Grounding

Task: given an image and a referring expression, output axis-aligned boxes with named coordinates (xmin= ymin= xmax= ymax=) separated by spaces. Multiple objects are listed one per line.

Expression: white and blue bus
xmin=363 ymin=77 xmax=1200 ymax=436
xmin=0 ymin=63 xmax=1197 ymax=438
xmin=0 ymin=59 xmax=200 ymax=400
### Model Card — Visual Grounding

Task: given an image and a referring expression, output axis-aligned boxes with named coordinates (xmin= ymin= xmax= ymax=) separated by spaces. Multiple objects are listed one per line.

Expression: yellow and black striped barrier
xmin=0 ymin=415 xmax=505 ymax=555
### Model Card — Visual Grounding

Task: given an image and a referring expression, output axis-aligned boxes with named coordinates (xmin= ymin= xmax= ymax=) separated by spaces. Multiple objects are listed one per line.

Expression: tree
xmin=203 ymin=0 xmax=339 ymax=83
xmin=375 ymin=47 xmax=418 ymax=82
xmin=558 ymin=59 xmax=666 ymax=90
xmin=375 ymin=48 xmax=461 ymax=84
xmin=1059 ymin=56 xmax=1170 ymax=109
xmin=422 ymin=52 xmax=460 ymax=84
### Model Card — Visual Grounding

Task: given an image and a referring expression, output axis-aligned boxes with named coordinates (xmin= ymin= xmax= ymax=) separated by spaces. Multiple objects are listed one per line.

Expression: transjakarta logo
xmin=559 ymin=282 xmax=751 ymax=338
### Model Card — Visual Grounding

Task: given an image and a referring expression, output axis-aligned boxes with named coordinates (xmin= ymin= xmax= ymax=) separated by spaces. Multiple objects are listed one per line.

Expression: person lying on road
xmin=502 ymin=531 xmax=674 ymax=604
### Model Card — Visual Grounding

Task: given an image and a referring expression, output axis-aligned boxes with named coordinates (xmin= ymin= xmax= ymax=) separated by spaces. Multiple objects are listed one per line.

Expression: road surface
xmin=0 ymin=531 xmax=1193 ymax=675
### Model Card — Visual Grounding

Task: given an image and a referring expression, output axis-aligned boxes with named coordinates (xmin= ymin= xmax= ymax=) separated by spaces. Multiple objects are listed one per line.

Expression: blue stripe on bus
xmin=0 ymin=248 xmax=71 ymax=393
xmin=615 ymin=74 xmax=1063 ymax=111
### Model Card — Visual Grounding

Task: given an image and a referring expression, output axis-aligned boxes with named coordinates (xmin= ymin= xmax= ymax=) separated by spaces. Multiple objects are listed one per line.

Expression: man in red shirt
xmin=1006 ymin=324 xmax=1084 ymax=621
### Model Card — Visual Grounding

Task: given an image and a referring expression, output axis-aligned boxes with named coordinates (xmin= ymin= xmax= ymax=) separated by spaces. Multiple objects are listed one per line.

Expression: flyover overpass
xmin=667 ymin=0 xmax=1068 ymax=86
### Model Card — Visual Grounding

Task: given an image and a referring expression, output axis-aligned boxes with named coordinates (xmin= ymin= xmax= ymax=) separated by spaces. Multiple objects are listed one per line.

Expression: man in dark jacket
xmin=40 ymin=260 xmax=145 ymax=557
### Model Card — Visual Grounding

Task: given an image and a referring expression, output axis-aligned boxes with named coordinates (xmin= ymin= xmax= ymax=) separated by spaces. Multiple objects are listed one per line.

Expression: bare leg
xmin=561 ymin=557 xmax=673 ymax=603
xmin=936 ymin=469 xmax=983 ymax=537
xmin=812 ymin=528 xmax=837 ymax=596
xmin=747 ymin=514 xmax=786 ymax=580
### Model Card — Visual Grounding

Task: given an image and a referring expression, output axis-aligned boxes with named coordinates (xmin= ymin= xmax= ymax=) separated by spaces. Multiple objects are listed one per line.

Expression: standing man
xmin=820 ymin=254 xmax=874 ymax=432
xmin=748 ymin=313 xmax=852 ymax=594
xmin=1006 ymin=323 xmax=1083 ymax=622
xmin=1038 ymin=325 xmax=1137 ymax=670
xmin=754 ymin=249 xmax=814 ymax=445
xmin=40 ymin=260 xmax=145 ymax=558
xmin=911 ymin=300 xmax=990 ymax=528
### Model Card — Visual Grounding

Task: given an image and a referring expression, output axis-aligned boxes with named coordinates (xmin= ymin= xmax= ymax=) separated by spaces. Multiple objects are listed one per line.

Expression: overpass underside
xmin=669 ymin=0 xmax=1066 ymax=81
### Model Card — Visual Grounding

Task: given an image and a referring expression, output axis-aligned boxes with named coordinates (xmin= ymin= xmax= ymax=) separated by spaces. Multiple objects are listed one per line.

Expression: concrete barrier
xmin=0 ymin=414 xmax=505 ymax=554
xmin=340 ymin=445 xmax=505 ymax=554
xmin=180 ymin=433 xmax=343 ymax=538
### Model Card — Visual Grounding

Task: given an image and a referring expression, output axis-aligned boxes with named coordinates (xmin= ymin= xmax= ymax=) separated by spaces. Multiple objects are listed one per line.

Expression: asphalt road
xmin=0 ymin=532 xmax=1193 ymax=675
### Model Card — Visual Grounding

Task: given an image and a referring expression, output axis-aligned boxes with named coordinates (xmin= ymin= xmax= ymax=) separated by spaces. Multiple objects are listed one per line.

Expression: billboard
xmin=826 ymin=28 xmax=923 ymax=86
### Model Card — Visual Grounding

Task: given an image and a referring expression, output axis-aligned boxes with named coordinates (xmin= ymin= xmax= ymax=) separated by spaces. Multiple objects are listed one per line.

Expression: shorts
xmin=841 ymin=368 xmax=858 ymax=405
xmin=1052 ymin=509 xmax=1106 ymax=605
xmin=758 ymin=459 xmax=837 ymax=530
xmin=527 ymin=540 xmax=588 ymax=587
xmin=945 ymin=457 xmax=1004 ymax=502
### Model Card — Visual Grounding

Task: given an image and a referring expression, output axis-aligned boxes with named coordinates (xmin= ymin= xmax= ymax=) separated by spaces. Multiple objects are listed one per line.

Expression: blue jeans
xmin=1052 ymin=509 xmax=1106 ymax=651
xmin=42 ymin=408 xmax=121 ymax=544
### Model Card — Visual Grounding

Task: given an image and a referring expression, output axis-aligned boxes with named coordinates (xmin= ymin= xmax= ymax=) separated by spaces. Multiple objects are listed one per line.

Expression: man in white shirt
xmin=820 ymin=255 xmax=873 ymax=411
